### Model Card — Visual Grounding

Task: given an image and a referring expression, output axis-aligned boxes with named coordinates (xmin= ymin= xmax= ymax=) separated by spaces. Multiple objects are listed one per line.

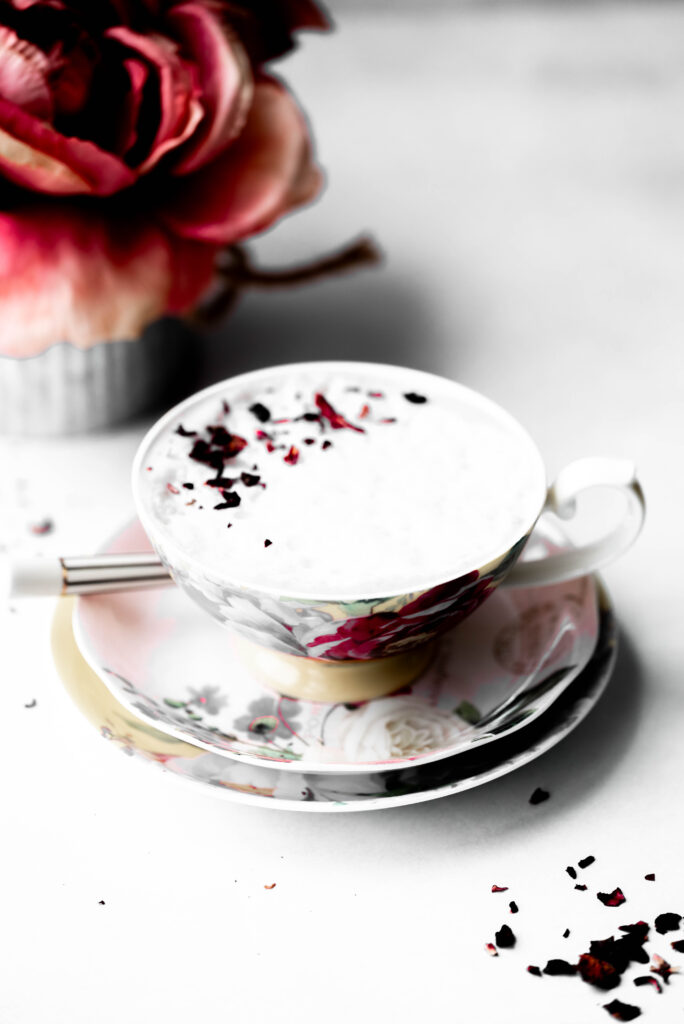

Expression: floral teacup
xmin=132 ymin=361 xmax=645 ymax=702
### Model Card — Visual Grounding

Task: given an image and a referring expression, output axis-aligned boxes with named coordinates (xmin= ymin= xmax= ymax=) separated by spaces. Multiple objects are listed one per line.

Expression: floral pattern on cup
xmin=161 ymin=535 xmax=529 ymax=663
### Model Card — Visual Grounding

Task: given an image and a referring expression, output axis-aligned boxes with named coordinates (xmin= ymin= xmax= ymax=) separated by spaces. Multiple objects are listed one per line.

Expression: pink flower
xmin=0 ymin=204 xmax=216 ymax=355
xmin=0 ymin=0 xmax=327 ymax=351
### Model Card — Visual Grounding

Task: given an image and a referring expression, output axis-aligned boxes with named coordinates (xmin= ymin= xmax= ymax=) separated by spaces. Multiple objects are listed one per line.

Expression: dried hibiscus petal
xmin=29 ymin=519 xmax=53 ymax=535
xmin=491 ymin=885 xmax=509 ymax=893
xmin=166 ymin=484 xmax=180 ymax=495
xmin=578 ymin=954 xmax=621 ymax=990
xmin=189 ymin=441 xmax=224 ymax=473
xmin=543 ymin=959 xmax=578 ymax=976
xmin=575 ymin=884 xmax=588 ymax=892
xmin=509 ymin=901 xmax=519 ymax=914
xmin=578 ymin=856 xmax=596 ymax=869
xmin=671 ymin=940 xmax=684 ymax=953
xmin=315 ymin=393 xmax=365 ymax=433
xmin=322 ymin=440 xmax=332 ymax=450
xmin=284 ymin=446 xmax=300 ymax=466
xmin=598 ymin=889 xmax=626 ymax=908
xmin=644 ymin=873 xmax=655 ymax=882
xmin=485 ymin=943 xmax=498 ymax=957
xmin=563 ymin=929 xmax=571 ymax=939
xmin=249 ymin=403 xmax=271 ymax=423
xmin=567 ymin=866 xmax=578 ymax=880
xmin=404 ymin=392 xmax=427 ymax=404
xmin=633 ymin=976 xmax=661 ymax=993
xmin=495 ymin=925 xmax=516 ymax=948
xmin=182 ymin=483 xmax=194 ymax=490
xmin=651 ymin=954 xmax=679 ymax=984
xmin=241 ymin=473 xmax=261 ymax=487
xmin=175 ymin=425 xmax=196 ymax=437
xmin=655 ymin=912 xmax=681 ymax=934
xmin=529 ymin=788 xmax=549 ymax=805
xmin=603 ymin=999 xmax=641 ymax=1021
xmin=205 ymin=477 xmax=236 ymax=488
xmin=527 ymin=965 xmax=542 ymax=977
xmin=214 ymin=491 xmax=241 ymax=510
xmin=264 ymin=539 xmax=272 ymax=548
xmin=207 ymin=425 xmax=232 ymax=446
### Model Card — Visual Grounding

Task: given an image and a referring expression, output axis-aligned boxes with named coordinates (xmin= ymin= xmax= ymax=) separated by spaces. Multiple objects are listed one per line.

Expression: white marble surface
xmin=2 ymin=4 xmax=684 ymax=1022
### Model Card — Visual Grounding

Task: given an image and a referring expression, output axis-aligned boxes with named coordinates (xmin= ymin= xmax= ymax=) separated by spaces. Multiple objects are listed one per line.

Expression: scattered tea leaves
xmin=603 ymin=998 xmax=641 ymax=1021
xmin=543 ymin=960 xmax=578 ymax=976
xmin=650 ymin=954 xmax=679 ymax=984
xmin=633 ymin=976 xmax=662 ymax=994
xmin=654 ymin=912 xmax=681 ymax=935
xmin=249 ymin=403 xmax=271 ymax=423
xmin=29 ymin=518 xmax=53 ymax=535
xmin=495 ymin=925 xmax=516 ymax=948
xmin=598 ymin=889 xmax=626 ymax=908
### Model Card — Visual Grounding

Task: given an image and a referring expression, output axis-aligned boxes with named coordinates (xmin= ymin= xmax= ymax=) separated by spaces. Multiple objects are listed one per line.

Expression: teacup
xmin=132 ymin=361 xmax=644 ymax=702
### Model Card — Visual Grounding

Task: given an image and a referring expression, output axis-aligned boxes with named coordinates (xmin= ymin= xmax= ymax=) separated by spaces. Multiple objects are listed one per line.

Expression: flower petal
xmin=160 ymin=79 xmax=322 ymax=244
xmin=0 ymin=96 xmax=136 ymax=194
xmin=0 ymin=205 xmax=216 ymax=355
xmin=105 ymin=26 xmax=203 ymax=173
xmin=224 ymin=0 xmax=330 ymax=63
xmin=0 ymin=27 xmax=52 ymax=119
xmin=167 ymin=1 xmax=253 ymax=176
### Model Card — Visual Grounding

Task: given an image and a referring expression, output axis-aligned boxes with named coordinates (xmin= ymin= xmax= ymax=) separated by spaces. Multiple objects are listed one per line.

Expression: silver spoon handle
xmin=4 ymin=553 xmax=171 ymax=598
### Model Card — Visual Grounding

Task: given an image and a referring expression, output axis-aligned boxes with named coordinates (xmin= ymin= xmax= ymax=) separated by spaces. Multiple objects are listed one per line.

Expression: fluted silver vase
xmin=0 ymin=316 xmax=197 ymax=436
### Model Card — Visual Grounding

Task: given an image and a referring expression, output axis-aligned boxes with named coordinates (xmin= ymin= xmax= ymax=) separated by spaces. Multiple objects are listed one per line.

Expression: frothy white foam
xmin=136 ymin=365 xmax=545 ymax=597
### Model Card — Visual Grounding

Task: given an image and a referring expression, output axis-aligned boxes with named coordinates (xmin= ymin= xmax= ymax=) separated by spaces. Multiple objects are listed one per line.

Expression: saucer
xmin=53 ymin=590 xmax=616 ymax=812
xmin=73 ymin=519 xmax=600 ymax=774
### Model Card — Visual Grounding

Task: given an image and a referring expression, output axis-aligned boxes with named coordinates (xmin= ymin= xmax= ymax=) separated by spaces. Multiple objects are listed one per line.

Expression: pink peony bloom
xmin=0 ymin=0 xmax=327 ymax=352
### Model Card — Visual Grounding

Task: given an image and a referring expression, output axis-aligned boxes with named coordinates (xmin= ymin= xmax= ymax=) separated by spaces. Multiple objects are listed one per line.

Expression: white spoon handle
xmin=4 ymin=554 xmax=171 ymax=598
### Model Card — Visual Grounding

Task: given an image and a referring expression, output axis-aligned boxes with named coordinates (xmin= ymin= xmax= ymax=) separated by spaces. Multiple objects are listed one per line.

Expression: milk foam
xmin=137 ymin=365 xmax=545 ymax=597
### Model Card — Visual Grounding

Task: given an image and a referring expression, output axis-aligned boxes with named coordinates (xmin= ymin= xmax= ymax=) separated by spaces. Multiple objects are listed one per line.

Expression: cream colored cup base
xmin=231 ymin=633 xmax=437 ymax=703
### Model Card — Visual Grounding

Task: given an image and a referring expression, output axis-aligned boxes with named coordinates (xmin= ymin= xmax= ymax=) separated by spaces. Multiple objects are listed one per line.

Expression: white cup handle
xmin=505 ymin=457 xmax=645 ymax=587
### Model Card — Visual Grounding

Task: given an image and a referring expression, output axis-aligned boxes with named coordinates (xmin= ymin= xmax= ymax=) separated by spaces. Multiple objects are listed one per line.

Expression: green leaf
xmin=163 ymin=699 xmax=187 ymax=709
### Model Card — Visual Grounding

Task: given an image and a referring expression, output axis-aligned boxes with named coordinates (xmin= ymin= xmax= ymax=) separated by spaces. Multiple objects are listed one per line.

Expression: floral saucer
xmin=53 ymin=591 xmax=616 ymax=813
xmin=73 ymin=519 xmax=600 ymax=774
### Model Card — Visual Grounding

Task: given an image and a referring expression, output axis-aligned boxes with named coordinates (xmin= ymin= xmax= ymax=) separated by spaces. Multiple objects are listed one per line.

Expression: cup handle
xmin=505 ymin=457 xmax=645 ymax=587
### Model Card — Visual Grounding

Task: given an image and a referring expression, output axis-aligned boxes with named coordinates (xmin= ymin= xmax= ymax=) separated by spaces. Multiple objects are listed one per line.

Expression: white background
xmin=2 ymin=3 xmax=684 ymax=1022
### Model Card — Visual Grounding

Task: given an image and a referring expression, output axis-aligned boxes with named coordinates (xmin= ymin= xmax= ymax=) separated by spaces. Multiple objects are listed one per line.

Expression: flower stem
xmin=194 ymin=234 xmax=382 ymax=326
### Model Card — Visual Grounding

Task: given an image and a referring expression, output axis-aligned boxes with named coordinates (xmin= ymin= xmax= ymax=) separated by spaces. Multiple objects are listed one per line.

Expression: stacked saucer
xmin=53 ymin=519 xmax=617 ymax=813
